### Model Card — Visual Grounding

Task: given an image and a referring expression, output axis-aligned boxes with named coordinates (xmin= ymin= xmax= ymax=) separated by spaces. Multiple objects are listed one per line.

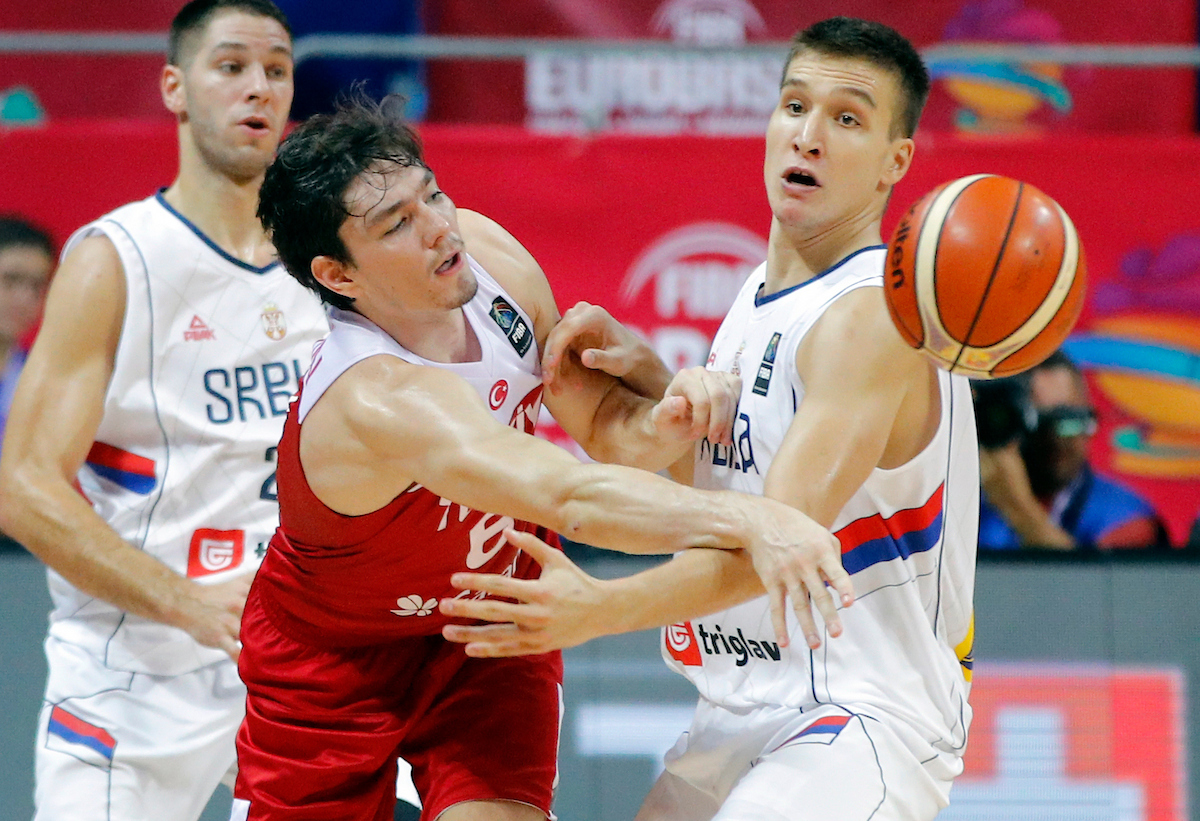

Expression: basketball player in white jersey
xmin=0 ymin=2 xmax=329 ymax=818
xmin=442 ymin=17 xmax=980 ymax=821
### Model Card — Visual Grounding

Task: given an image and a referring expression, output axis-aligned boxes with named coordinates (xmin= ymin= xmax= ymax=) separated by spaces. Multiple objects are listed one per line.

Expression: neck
xmin=364 ymin=305 xmax=481 ymax=365
xmin=763 ymin=206 xmax=884 ymax=296
xmin=161 ymin=136 xmax=271 ymax=267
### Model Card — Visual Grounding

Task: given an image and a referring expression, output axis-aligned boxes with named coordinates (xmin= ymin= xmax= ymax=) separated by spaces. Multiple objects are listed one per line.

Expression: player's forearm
xmin=578 ymin=389 xmax=693 ymax=472
xmin=554 ymin=463 xmax=760 ymax=554
xmin=599 ymin=548 xmax=765 ymax=635
xmin=0 ymin=472 xmax=206 ymax=626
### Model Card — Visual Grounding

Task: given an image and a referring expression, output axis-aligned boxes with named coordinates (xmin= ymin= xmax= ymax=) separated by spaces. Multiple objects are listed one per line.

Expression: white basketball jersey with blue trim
xmin=664 ymin=246 xmax=979 ymax=774
xmin=51 ymin=193 xmax=329 ymax=675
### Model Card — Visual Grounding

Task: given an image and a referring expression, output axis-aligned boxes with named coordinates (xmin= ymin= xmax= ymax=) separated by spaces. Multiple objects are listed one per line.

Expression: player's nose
xmin=793 ymin=115 xmax=824 ymax=157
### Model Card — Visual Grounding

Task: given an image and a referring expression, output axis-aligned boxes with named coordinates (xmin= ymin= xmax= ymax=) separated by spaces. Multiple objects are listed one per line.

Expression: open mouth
xmin=785 ymin=169 xmax=818 ymax=187
xmin=240 ymin=116 xmax=269 ymax=133
xmin=435 ymin=252 xmax=461 ymax=274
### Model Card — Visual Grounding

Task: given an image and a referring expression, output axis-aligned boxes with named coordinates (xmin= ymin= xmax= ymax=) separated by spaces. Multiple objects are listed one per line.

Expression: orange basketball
xmin=884 ymin=174 xmax=1087 ymax=379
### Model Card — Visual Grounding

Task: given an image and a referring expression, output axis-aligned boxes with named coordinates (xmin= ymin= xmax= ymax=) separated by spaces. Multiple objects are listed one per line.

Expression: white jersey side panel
xmin=297 ymin=253 xmax=543 ymax=432
xmin=51 ymin=193 xmax=329 ymax=675
xmin=667 ymin=247 xmax=979 ymax=775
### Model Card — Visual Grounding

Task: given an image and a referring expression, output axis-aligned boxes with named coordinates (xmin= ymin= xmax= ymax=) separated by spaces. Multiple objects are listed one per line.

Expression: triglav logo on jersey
xmin=525 ymin=0 xmax=778 ymax=134
xmin=187 ymin=528 xmax=244 ymax=577
xmin=184 ymin=314 xmax=215 ymax=341
xmin=666 ymin=619 xmax=781 ymax=668
xmin=620 ymin=223 xmax=765 ymax=370
xmin=488 ymin=297 xmax=533 ymax=357
xmin=260 ymin=303 xmax=287 ymax=341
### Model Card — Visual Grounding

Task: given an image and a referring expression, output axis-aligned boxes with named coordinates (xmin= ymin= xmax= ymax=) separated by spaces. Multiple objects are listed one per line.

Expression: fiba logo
xmin=665 ymin=621 xmax=703 ymax=666
xmin=525 ymin=0 xmax=778 ymax=134
xmin=620 ymin=222 xmax=765 ymax=371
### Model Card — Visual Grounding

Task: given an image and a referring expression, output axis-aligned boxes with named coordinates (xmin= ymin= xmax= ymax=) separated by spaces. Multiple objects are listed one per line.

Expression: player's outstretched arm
xmin=441 ymin=529 xmax=766 ymax=656
xmin=305 ymin=357 xmax=851 ymax=643
xmin=458 ymin=211 xmax=727 ymax=473
xmin=0 ymin=236 xmax=247 ymax=661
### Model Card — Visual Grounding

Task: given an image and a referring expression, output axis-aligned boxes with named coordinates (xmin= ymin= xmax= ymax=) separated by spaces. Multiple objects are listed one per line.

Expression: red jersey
xmin=253 ymin=256 xmax=555 ymax=647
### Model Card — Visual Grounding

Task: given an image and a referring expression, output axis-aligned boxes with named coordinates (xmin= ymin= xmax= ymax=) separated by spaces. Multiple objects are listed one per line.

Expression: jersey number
xmin=260 ymin=446 xmax=278 ymax=501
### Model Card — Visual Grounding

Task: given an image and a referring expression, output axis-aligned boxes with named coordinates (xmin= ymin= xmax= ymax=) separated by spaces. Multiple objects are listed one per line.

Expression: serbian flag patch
xmin=85 ymin=442 xmax=156 ymax=495
xmin=46 ymin=706 xmax=116 ymax=768
xmin=782 ymin=714 xmax=852 ymax=746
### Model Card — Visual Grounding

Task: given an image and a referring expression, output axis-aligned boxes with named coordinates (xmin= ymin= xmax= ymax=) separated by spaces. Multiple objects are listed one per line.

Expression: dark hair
xmin=783 ymin=17 xmax=930 ymax=138
xmin=168 ymin=0 xmax=292 ymax=67
xmin=258 ymin=93 xmax=427 ymax=310
xmin=0 ymin=216 xmax=54 ymax=259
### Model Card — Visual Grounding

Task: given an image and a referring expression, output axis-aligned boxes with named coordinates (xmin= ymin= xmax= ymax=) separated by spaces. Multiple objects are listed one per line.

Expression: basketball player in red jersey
xmin=232 ymin=94 xmax=852 ymax=821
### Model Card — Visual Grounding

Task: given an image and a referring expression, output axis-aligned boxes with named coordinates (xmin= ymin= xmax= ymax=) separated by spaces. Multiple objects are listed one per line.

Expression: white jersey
xmin=297 ymin=253 xmax=542 ymax=432
xmin=51 ymin=192 xmax=329 ymax=676
xmin=665 ymin=246 xmax=979 ymax=776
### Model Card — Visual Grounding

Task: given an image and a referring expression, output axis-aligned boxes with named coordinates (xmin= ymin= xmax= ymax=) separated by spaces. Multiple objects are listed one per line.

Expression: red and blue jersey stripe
xmin=836 ymin=484 xmax=944 ymax=575
xmin=84 ymin=442 xmax=156 ymax=495
xmin=48 ymin=706 xmax=116 ymax=760
xmin=784 ymin=714 xmax=852 ymax=744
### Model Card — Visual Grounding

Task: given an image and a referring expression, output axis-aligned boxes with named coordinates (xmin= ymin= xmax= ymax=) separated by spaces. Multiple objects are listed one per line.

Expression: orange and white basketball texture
xmin=884 ymin=174 xmax=1087 ymax=379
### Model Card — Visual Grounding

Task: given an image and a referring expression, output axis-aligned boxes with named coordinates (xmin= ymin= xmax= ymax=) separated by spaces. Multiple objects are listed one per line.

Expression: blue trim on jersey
xmin=754 ymin=245 xmax=886 ymax=307
xmin=154 ymin=191 xmax=281 ymax=275
xmin=842 ymin=511 xmax=944 ymax=575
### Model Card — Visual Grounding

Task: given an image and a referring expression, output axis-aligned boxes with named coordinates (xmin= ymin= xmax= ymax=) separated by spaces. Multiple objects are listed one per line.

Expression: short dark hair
xmin=258 ymin=94 xmax=427 ymax=310
xmin=0 ymin=216 xmax=54 ymax=259
xmin=783 ymin=17 xmax=930 ymax=138
xmin=168 ymin=0 xmax=292 ymax=67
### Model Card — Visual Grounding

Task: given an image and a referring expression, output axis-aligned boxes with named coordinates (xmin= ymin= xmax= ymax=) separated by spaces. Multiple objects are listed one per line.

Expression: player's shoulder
xmin=457 ymin=208 xmax=556 ymax=332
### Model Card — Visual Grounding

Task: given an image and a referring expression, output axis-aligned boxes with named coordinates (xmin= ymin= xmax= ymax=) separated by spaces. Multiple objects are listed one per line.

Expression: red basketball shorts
xmin=233 ymin=586 xmax=563 ymax=821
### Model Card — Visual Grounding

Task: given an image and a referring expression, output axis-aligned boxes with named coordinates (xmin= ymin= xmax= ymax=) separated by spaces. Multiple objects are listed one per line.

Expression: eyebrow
xmin=366 ymin=168 xmax=435 ymax=228
xmin=211 ymin=41 xmax=293 ymax=58
xmin=782 ymin=78 xmax=877 ymax=109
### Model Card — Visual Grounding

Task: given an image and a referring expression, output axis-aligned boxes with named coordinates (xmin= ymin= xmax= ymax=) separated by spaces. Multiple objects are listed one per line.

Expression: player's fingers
xmin=767 ymin=584 xmax=790 ymax=648
xmin=439 ymin=595 xmax=532 ymax=624
xmin=790 ymin=581 xmax=821 ymax=649
xmin=650 ymin=396 xmax=692 ymax=439
xmin=705 ymin=378 xmax=738 ymax=446
xmin=805 ymin=570 xmax=842 ymax=639
xmin=442 ymin=622 xmax=518 ymax=645
xmin=822 ymin=544 xmax=855 ymax=609
xmin=505 ymin=528 xmax=566 ymax=571
xmin=446 ymin=571 xmax=536 ymax=601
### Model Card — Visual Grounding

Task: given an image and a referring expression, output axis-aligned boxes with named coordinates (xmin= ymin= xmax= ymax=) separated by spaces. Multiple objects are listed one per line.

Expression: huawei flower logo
xmin=391 ymin=594 xmax=438 ymax=617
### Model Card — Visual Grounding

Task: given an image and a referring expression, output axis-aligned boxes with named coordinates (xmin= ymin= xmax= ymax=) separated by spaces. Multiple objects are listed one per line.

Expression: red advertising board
xmin=1 ymin=123 xmax=1198 ymax=542
xmin=957 ymin=663 xmax=1187 ymax=821
xmin=427 ymin=0 xmax=1197 ymax=135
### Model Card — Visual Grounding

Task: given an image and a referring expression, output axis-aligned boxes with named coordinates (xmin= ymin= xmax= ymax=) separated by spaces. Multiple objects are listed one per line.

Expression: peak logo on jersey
xmin=184 ymin=315 xmax=215 ymax=341
xmin=667 ymin=620 xmax=782 ymax=668
xmin=666 ymin=622 xmax=703 ymax=666
xmin=261 ymin=303 xmax=287 ymax=341
xmin=509 ymin=384 xmax=544 ymax=434
xmin=489 ymin=297 xmax=533 ymax=357
xmin=489 ymin=379 xmax=509 ymax=409
xmin=187 ymin=528 xmax=244 ymax=577
xmin=391 ymin=594 xmax=438 ymax=617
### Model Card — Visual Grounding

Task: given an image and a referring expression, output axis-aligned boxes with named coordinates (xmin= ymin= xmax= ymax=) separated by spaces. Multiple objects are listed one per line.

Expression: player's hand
xmin=439 ymin=529 xmax=607 ymax=656
xmin=743 ymin=498 xmax=853 ymax=649
xmin=543 ymin=302 xmax=656 ymax=395
xmin=651 ymin=367 xmax=740 ymax=447
xmin=178 ymin=574 xmax=252 ymax=662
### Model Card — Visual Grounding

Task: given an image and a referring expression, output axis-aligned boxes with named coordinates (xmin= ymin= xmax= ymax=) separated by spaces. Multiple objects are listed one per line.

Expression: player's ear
xmin=161 ymin=64 xmax=186 ymax=118
xmin=882 ymin=138 xmax=914 ymax=187
xmin=312 ymin=256 xmax=359 ymax=300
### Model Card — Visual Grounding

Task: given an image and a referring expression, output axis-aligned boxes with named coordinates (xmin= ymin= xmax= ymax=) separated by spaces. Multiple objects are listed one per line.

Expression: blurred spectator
xmin=0 ymin=216 xmax=54 ymax=551
xmin=976 ymin=350 xmax=1168 ymax=551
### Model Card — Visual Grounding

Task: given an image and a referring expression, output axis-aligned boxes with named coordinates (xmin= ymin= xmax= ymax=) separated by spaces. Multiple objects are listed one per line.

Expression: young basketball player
xmin=442 ymin=17 xmax=981 ymax=821
xmin=231 ymin=94 xmax=850 ymax=820
xmin=0 ymin=2 xmax=329 ymax=818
